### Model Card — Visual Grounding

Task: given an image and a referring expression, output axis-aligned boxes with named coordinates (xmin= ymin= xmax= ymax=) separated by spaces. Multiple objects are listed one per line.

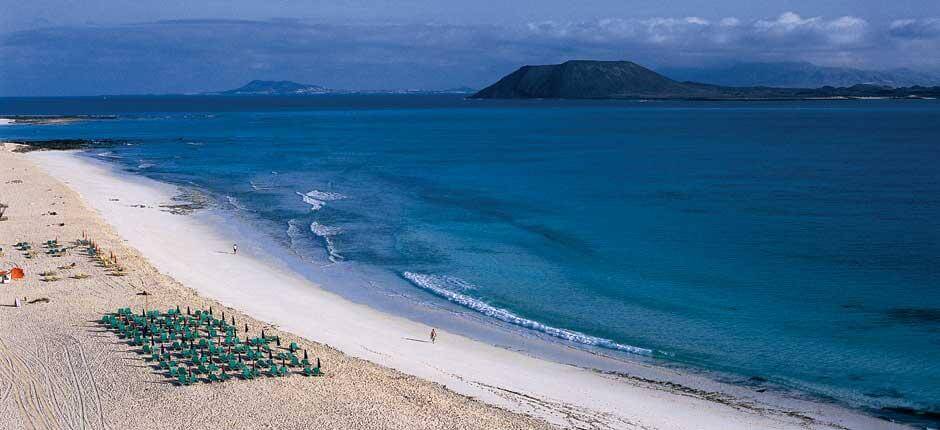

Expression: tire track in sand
xmin=0 ymin=334 xmax=108 ymax=430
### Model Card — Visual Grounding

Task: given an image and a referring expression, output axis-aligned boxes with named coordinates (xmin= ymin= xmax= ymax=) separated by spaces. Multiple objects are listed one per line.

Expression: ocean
xmin=3 ymin=95 xmax=939 ymax=422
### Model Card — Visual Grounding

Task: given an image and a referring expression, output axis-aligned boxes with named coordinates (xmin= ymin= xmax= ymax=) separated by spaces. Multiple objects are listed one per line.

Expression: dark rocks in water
xmin=884 ymin=307 xmax=940 ymax=325
xmin=158 ymin=188 xmax=210 ymax=216
xmin=9 ymin=139 xmax=121 ymax=153
xmin=878 ymin=406 xmax=940 ymax=428
xmin=1 ymin=115 xmax=116 ymax=125
xmin=470 ymin=60 xmax=940 ymax=100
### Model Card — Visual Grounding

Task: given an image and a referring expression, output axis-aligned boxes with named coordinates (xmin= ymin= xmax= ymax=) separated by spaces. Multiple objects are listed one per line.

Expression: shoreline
xmin=1 ymin=143 xmax=554 ymax=430
xmin=12 ymin=146 xmax=915 ymax=429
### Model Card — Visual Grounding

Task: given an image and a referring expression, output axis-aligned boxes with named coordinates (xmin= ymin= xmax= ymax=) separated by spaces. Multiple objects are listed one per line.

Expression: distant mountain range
xmin=657 ymin=62 xmax=940 ymax=89
xmin=470 ymin=60 xmax=940 ymax=100
xmin=213 ymin=80 xmax=476 ymax=95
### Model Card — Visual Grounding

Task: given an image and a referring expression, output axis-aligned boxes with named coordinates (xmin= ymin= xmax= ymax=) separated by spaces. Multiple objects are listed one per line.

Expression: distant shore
xmin=0 ymin=142 xmax=912 ymax=429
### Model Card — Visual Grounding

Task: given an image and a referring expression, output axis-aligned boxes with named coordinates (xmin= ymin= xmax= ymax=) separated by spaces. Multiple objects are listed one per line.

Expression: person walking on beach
xmin=430 ymin=328 xmax=437 ymax=344
xmin=233 ymin=243 xmax=238 ymax=255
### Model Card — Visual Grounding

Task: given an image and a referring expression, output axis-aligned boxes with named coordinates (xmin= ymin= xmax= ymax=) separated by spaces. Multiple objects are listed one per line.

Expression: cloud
xmin=752 ymin=12 xmax=869 ymax=46
xmin=0 ymin=14 xmax=937 ymax=96
xmin=524 ymin=12 xmax=871 ymax=51
xmin=888 ymin=18 xmax=940 ymax=39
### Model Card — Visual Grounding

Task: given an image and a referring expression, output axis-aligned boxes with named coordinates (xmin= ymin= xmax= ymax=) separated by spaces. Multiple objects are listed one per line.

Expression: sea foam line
xmin=296 ymin=189 xmax=346 ymax=211
xmin=310 ymin=221 xmax=343 ymax=262
xmin=402 ymin=272 xmax=653 ymax=356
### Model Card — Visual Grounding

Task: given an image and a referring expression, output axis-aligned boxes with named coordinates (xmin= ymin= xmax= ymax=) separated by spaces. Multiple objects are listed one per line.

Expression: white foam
xmin=296 ymin=189 xmax=346 ymax=211
xmin=250 ymin=180 xmax=274 ymax=191
xmin=306 ymin=190 xmax=346 ymax=201
xmin=0 ymin=118 xmax=13 ymax=125
xmin=402 ymin=272 xmax=653 ymax=356
xmin=225 ymin=195 xmax=249 ymax=211
xmin=286 ymin=219 xmax=305 ymax=242
xmin=95 ymin=151 xmax=121 ymax=159
xmin=310 ymin=221 xmax=342 ymax=237
xmin=296 ymin=192 xmax=325 ymax=210
xmin=310 ymin=221 xmax=343 ymax=262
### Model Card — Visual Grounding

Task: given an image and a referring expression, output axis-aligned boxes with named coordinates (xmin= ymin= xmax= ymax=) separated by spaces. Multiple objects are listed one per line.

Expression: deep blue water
xmin=3 ymin=95 xmax=939 ymax=418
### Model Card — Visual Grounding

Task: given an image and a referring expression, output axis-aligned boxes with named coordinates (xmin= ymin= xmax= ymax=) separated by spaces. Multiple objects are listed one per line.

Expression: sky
xmin=2 ymin=0 xmax=940 ymax=96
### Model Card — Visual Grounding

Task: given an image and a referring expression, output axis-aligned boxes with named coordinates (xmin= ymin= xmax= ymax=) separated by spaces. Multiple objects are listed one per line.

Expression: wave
xmin=0 ymin=118 xmax=13 ymax=125
xmin=249 ymin=180 xmax=274 ymax=191
xmin=286 ymin=218 xmax=315 ymax=261
xmin=287 ymin=219 xmax=305 ymax=243
xmin=224 ymin=195 xmax=249 ymax=211
xmin=296 ymin=189 xmax=347 ymax=211
xmin=137 ymin=162 xmax=155 ymax=169
xmin=95 ymin=151 xmax=122 ymax=159
xmin=402 ymin=272 xmax=653 ymax=356
xmin=310 ymin=221 xmax=343 ymax=262
xmin=306 ymin=190 xmax=346 ymax=201
xmin=297 ymin=192 xmax=325 ymax=210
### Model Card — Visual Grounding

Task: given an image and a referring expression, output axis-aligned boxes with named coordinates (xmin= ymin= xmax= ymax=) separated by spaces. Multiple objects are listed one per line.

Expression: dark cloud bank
xmin=2 ymin=13 xmax=940 ymax=96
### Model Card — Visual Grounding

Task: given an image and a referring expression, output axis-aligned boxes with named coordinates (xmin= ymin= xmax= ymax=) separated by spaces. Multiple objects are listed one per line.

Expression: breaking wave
xmin=310 ymin=221 xmax=343 ymax=262
xmin=296 ymin=189 xmax=346 ymax=211
xmin=402 ymin=272 xmax=653 ymax=356
xmin=224 ymin=195 xmax=249 ymax=211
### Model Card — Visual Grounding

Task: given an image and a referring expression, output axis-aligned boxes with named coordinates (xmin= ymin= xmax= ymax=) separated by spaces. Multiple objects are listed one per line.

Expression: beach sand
xmin=0 ymin=143 xmax=911 ymax=430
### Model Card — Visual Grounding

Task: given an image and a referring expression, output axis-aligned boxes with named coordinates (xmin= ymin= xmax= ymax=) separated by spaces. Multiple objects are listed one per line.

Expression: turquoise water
xmin=3 ymin=96 xmax=939 ymax=421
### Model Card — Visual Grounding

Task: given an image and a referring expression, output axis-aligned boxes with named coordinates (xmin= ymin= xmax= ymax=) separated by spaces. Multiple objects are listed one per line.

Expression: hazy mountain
xmin=219 ymin=80 xmax=332 ymax=95
xmin=214 ymin=81 xmax=475 ymax=95
xmin=470 ymin=60 xmax=940 ymax=100
xmin=657 ymin=62 xmax=940 ymax=88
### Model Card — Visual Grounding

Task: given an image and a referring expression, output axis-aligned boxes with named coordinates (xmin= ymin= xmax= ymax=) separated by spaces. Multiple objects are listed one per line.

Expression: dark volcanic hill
xmin=470 ymin=60 xmax=940 ymax=100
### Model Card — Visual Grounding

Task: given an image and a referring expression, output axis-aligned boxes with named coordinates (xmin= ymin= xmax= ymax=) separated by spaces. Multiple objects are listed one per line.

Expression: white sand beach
xmin=1 ymin=144 xmax=911 ymax=429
